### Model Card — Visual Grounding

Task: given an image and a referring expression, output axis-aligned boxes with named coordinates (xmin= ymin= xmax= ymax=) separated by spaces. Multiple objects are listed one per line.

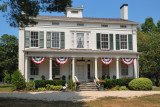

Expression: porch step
xmin=79 ymin=82 xmax=98 ymax=91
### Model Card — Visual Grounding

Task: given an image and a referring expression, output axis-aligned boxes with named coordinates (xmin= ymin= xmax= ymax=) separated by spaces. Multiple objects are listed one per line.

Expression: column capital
xmin=116 ymin=58 xmax=119 ymax=61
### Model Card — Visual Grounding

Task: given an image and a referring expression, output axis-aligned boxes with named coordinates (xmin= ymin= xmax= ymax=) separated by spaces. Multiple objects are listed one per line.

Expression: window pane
xmin=120 ymin=35 xmax=127 ymax=49
xmin=31 ymin=32 xmax=38 ymax=47
xmin=121 ymin=61 xmax=128 ymax=76
xmin=77 ymin=33 xmax=84 ymax=48
xmin=101 ymin=34 xmax=108 ymax=49
xmin=52 ymin=32 xmax=59 ymax=48
xmin=30 ymin=61 xmax=39 ymax=75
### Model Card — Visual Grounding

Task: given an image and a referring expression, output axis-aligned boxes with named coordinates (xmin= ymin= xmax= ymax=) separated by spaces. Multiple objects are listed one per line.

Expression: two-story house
xmin=19 ymin=4 xmax=139 ymax=83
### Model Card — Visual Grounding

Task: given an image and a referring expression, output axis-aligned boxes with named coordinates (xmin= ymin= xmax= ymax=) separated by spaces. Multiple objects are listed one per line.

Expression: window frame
xmin=51 ymin=32 xmax=60 ymax=48
xmin=30 ymin=61 xmax=39 ymax=76
xmin=121 ymin=61 xmax=128 ymax=76
xmin=76 ymin=33 xmax=84 ymax=48
xmin=120 ymin=34 xmax=128 ymax=50
xmin=30 ymin=31 xmax=39 ymax=48
xmin=101 ymin=34 xmax=110 ymax=49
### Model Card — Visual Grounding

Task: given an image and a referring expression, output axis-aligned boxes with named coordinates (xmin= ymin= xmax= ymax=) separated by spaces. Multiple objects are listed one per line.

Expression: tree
xmin=141 ymin=17 xmax=156 ymax=34
xmin=157 ymin=20 xmax=160 ymax=32
xmin=0 ymin=34 xmax=18 ymax=83
xmin=0 ymin=0 xmax=72 ymax=28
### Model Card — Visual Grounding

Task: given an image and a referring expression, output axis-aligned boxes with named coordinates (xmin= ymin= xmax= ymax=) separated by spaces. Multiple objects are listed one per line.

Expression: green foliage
xmin=129 ymin=78 xmax=152 ymax=90
xmin=104 ymin=78 xmax=134 ymax=89
xmin=50 ymin=85 xmax=63 ymax=91
xmin=11 ymin=70 xmax=26 ymax=90
xmin=4 ymin=71 xmax=10 ymax=83
xmin=0 ymin=0 xmax=72 ymax=28
xmin=0 ymin=34 xmax=18 ymax=82
xmin=67 ymin=77 xmax=75 ymax=90
xmin=34 ymin=80 xmax=65 ymax=88
xmin=26 ymin=81 xmax=35 ymax=90
xmin=38 ymin=87 xmax=46 ymax=91
xmin=158 ymin=82 xmax=160 ymax=87
xmin=46 ymin=84 xmax=51 ymax=90
xmin=119 ymin=86 xmax=128 ymax=90
xmin=112 ymin=85 xmax=120 ymax=90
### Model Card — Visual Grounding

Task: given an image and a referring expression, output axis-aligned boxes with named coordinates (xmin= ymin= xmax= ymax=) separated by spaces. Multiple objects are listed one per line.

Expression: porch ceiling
xmin=23 ymin=49 xmax=139 ymax=58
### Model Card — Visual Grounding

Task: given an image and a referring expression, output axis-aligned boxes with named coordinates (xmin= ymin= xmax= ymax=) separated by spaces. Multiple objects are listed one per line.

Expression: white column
xmin=116 ymin=58 xmax=120 ymax=79
xmin=25 ymin=56 xmax=29 ymax=82
xmin=72 ymin=57 xmax=75 ymax=82
xmin=134 ymin=59 xmax=138 ymax=78
xmin=95 ymin=58 xmax=98 ymax=78
xmin=49 ymin=57 xmax=52 ymax=80
xmin=137 ymin=58 xmax=139 ymax=78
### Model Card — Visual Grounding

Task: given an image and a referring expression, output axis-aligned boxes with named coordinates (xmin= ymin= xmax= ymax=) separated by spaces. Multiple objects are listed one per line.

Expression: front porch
xmin=24 ymin=56 xmax=139 ymax=82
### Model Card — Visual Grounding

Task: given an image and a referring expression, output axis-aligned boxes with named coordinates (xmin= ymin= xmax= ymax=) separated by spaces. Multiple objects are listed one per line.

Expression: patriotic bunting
xmin=31 ymin=57 xmax=46 ymax=64
xmin=100 ymin=58 xmax=113 ymax=65
xmin=122 ymin=58 xmax=134 ymax=65
xmin=56 ymin=57 xmax=69 ymax=65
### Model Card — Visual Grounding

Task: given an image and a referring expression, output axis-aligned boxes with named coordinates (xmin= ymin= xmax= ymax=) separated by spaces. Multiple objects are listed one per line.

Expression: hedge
xmin=35 ymin=80 xmax=66 ymax=88
xmin=128 ymin=78 xmax=152 ymax=90
xmin=104 ymin=78 xmax=134 ymax=89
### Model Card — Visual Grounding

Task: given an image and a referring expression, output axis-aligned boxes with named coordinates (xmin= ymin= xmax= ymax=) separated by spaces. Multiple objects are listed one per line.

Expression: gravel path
xmin=0 ymin=91 xmax=160 ymax=102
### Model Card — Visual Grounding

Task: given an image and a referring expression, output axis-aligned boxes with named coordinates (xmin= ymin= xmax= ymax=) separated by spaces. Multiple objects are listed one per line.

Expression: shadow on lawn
xmin=0 ymin=91 xmax=90 ymax=107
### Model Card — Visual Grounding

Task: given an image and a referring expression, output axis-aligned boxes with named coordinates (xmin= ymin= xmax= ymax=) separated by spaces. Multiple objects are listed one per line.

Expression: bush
xmin=67 ymin=77 xmax=75 ymax=90
xmin=159 ymin=82 xmax=160 ymax=87
xmin=50 ymin=85 xmax=63 ymax=91
xmin=38 ymin=87 xmax=46 ymax=91
xmin=119 ymin=86 xmax=128 ymax=90
xmin=4 ymin=71 xmax=10 ymax=83
xmin=129 ymin=78 xmax=152 ymax=90
xmin=34 ymin=80 xmax=65 ymax=88
xmin=26 ymin=81 xmax=35 ymax=90
xmin=104 ymin=78 xmax=134 ymax=89
xmin=11 ymin=70 xmax=26 ymax=90
xmin=111 ymin=85 xmax=120 ymax=90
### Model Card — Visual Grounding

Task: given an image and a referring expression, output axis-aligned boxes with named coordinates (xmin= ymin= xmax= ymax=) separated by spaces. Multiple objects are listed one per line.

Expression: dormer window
xmin=120 ymin=25 xmax=127 ymax=28
xmin=101 ymin=25 xmax=108 ymax=27
xmin=71 ymin=10 xmax=78 ymax=14
xmin=77 ymin=23 xmax=84 ymax=26
xmin=52 ymin=22 xmax=59 ymax=25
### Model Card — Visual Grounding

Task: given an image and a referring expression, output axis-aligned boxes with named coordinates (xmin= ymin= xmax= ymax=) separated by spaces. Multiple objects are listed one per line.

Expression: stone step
xmin=78 ymin=82 xmax=98 ymax=91
xmin=80 ymin=89 xmax=98 ymax=91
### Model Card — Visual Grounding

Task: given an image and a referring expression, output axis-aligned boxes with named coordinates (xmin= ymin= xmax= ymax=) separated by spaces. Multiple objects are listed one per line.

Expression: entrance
xmin=76 ymin=63 xmax=86 ymax=81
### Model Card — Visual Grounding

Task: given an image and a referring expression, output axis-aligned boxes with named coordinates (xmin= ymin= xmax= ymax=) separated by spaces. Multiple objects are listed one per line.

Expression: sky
xmin=0 ymin=0 xmax=160 ymax=38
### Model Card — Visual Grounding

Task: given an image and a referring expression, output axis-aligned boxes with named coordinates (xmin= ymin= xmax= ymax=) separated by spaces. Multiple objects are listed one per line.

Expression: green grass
xmin=152 ymin=87 xmax=160 ymax=91
xmin=0 ymin=84 xmax=15 ymax=92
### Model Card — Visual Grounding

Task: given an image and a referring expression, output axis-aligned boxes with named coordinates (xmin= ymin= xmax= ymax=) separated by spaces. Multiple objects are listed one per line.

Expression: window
xmin=71 ymin=10 xmax=78 ymax=13
xmin=102 ymin=64 xmax=109 ymax=76
xmin=101 ymin=34 xmax=109 ymax=49
xmin=77 ymin=33 xmax=84 ymax=48
xmin=31 ymin=32 xmax=38 ymax=47
xmin=77 ymin=23 xmax=84 ymax=26
xmin=52 ymin=32 xmax=60 ymax=48
xmin=30 ymin=61 xmax=39 ymax=75
xmin=120 ymin=35 xmax=127 ymax=49
xmin=52 ymin=22 xmax=59 ymax=25
xmin=121 ymin=61 xmax=128 ymax=76
xmin=101 ymin=25 xmax=108 ymax=27
xmin=52 ymin=60 xmax=60 ymax=78
xmin=71 ymin=33 xmax=74 ymax=48
xmin=86 ymin=33 xmax=89 ymax=48
xmin=120 ymin=25 xmax=127 ymax=28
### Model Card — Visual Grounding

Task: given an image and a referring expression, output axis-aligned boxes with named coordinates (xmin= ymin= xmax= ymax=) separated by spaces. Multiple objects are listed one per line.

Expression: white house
xmin=19 ymin=4 xmax=139 ymax=83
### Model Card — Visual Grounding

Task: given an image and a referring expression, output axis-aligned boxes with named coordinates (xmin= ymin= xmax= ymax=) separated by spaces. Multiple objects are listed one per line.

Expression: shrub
xmin=35 ymin=80 xmax=66 ymax=88
xmin=50 ymin=85 xmax=63 ymax=91
xmin=46 ymin=84 xmax=51 ymax=90
xmin=11 ymin=70 xmax=26 ymax=90
xmin=104 ymin=78 xmax=134 ymax=89
xmin=38 ymin=87 xmax=46 ymax=91
xmin=159 ymin=82 xmax=160 ymax=87
xmin=111 ymin=85 xmax=120 ymax=90
xmin=4 ymin=71 xmax=10 ymax=83
xmin=119 ymin=86 xmax=128 ymax=90
xmin=67 ymin=77 xmax=75 ymax=90
xmin=26 ymin=81 xmax=35 ymax=90
xmin=129 ymin=78 xmax=152 ymax=90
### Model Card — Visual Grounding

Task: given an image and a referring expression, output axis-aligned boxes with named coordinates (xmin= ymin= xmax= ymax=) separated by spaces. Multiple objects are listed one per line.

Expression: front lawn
xmin=152 ymin=87 xmax=160 ymax=91
xmin=1 ymin=94 xmax=160 ymax=107
xmin=0 ymin=84 xmax=15 ymax=92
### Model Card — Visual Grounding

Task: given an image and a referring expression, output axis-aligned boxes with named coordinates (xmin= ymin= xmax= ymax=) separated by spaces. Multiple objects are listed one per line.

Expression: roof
xmin=34 ymin=15 xmax=139 ymax=25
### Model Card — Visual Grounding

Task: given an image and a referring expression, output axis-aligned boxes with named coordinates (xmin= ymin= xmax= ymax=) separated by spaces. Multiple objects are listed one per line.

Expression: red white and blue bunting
xmin=122 ymin=58 xmax=134 ymax=65
xmin=100 ymin=58 xmax=113 ymax=65
xmin=56 ymin=57 xmax=69 ymax=65
xmin=31 ymin=57 xmax=46 ymax=64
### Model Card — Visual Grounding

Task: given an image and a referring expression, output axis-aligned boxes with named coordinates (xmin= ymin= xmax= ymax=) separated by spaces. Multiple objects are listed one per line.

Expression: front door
xmin=76 ymin=63 xmax=85 ymax=81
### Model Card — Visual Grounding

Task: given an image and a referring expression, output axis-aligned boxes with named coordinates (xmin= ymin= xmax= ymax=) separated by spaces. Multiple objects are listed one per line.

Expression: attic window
xmin=120 ymin=25 xmax=127 ymax=28
xmin=77 ymin=23 xmax=84 ymax=26
xmin=71 ymin=10 xmax=78 ymax=14
xmin=52 ymin=22 xmax=59 ymax=25
xmin=101 ymin=25 xmax=108 ymax=27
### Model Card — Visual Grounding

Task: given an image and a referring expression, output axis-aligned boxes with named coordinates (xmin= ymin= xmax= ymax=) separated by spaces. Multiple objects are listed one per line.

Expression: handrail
xmin=74 ymin=76 xmax=79 ymax=82
xmin=94 ymin=76 xmax=100 ymax=87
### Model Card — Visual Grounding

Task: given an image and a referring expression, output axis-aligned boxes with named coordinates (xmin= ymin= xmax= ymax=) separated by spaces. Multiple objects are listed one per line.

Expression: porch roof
xmin=23 ymin=48 xmax=139 ymax=58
